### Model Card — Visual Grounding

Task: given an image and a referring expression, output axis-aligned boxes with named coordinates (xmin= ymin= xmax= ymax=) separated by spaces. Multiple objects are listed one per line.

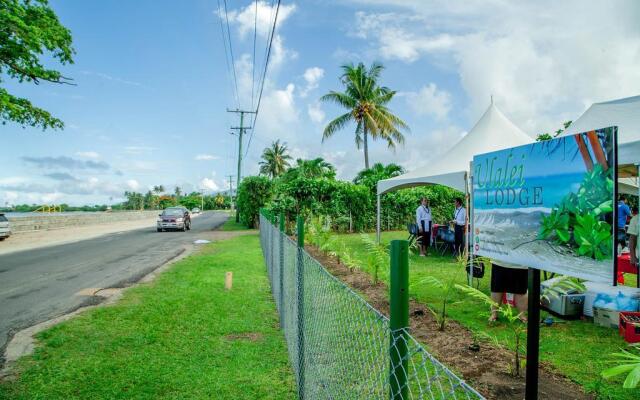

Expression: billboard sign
xmin=472 ymin=127 xmax=617 ymax=283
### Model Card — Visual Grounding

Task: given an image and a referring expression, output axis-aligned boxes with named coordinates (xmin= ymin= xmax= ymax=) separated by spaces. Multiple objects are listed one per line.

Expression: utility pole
xmin=226 ymin=174 xmax=235 ymax=211
xmin=200 ymin=189 xmax=205 ymax=211
xmin=227 ymin=109 xmax=256 ymax=222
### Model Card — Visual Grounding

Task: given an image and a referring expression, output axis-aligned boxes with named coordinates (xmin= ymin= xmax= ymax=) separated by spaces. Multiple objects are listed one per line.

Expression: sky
xmin=2 ymin=0 xmax=640 ymax=206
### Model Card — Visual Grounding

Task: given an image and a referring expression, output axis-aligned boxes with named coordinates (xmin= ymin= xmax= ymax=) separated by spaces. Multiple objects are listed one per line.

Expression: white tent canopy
xmin=561 ymin=95 xmax=640 ymax=173
xmin=377 ymin=102 xmax=533 ymax=195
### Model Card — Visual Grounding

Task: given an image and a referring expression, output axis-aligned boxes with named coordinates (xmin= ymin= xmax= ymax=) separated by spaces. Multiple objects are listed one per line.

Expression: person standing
xmin=618 ymin=196 xmax=632 ymax=250
xmin=489 ymin=263 xmax=528 ymax=322
xmin=451 ymin=197 xmax=466 ymax=256
xmin=416 ymin=197 xmax=432 ymax=257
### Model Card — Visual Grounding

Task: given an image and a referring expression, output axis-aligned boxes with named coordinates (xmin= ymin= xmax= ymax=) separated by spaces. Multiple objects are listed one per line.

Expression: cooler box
xmin=619 ymin=311 xmax=640 ymax=343
xmin=541 ymin=278 xmax=584 ymax=317
xmin=541 ymin=293 xmax=584 ymax=317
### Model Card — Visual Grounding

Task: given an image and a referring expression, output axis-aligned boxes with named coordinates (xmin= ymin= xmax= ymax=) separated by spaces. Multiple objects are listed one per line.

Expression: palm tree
xmin=296 ymin=158 xmax=336 ymax=179
xmin=353 ymin=162 xmax=404 ymax=191
xmin=320 ymin=62 xmax=409 ymax=169
xmin=259 ymin=140 xmax=292 ymax=178
xmin=153 ymin=185 xmax=165 ymax=195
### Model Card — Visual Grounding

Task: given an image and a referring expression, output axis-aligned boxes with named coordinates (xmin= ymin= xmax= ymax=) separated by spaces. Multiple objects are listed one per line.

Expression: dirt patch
xmin=306 ymin=246 xmax=592 ymax=400
xmin=224 ymin=332 xmax=264 ymax=342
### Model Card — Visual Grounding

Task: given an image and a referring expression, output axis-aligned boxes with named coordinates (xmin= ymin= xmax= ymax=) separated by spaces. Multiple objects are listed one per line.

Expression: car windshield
xmin=162 ymin=209 xmax=183 ymax=216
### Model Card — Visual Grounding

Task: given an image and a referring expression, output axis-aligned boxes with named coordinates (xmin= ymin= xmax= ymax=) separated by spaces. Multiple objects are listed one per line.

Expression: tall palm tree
xmin=320 ymin=62 xmax=409 ymax=169
xmin=259 ymin=140 xmax=292 ymax=178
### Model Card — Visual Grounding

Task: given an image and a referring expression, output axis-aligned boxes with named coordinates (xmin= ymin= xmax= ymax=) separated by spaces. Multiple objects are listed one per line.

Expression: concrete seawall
xmin=7 ymin=211 xmax=160 ymax=234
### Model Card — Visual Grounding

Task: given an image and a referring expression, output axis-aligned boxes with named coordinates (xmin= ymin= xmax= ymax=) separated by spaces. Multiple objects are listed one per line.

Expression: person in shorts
xmin=489 ymin=263 xmax=528 ymax=322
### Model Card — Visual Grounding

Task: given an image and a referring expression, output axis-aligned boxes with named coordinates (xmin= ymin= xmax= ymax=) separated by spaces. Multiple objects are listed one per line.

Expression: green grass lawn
xmin=219 ymin=215 xmax=252 ymax=231
xmin=0 ymin=235 xmax=295 ymax=400
xmin=327 ymin=231 xmax=635 ymax=400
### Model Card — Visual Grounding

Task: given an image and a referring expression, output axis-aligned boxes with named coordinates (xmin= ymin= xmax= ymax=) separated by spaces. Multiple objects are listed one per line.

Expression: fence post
xmin=389 ymin=240 xmax=409 ymax=400
xmin=279 ymin=212 xmax=285 ymax=323
xmin=296 ymin=215 xmax=305 ymax=400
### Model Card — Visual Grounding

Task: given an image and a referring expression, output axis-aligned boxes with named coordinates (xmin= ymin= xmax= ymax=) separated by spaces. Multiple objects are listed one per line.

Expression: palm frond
xmin=322 ymin=112 xmax=354 ymax=141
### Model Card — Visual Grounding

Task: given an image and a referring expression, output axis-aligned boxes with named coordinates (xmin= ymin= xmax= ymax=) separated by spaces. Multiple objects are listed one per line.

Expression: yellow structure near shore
xmin=33 ymin=205 xmax=63 ymax=213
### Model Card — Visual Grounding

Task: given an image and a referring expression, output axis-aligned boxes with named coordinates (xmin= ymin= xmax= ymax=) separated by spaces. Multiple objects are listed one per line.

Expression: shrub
xmin=236 ymin=176 xmax=273 ymax=228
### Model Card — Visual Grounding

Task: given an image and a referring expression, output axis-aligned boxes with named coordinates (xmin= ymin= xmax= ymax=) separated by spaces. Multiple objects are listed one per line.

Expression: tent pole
xmin=376 ymin=193 xmax=381 ymax=244
xmin=466 ymin=168 xmax=472 ymax=285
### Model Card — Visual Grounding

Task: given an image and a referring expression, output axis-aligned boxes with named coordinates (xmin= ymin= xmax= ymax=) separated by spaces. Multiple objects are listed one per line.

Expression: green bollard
xmin=389 ymin=240 xmax=409 ymax=400
xmin=296 ymin=215 xmax=305 ymax=399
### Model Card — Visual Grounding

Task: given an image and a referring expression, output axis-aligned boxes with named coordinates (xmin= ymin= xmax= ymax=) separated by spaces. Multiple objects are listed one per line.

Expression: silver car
xmin=157 ymin=207 xmax=191 ymax=232
xmin=0 ymin=213 xmax=11 ymax=240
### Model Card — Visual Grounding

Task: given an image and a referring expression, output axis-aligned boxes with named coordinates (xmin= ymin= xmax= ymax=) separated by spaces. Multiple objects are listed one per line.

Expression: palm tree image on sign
xmin=320 ymin=62 xmax=409 ymax=169
xmin=472 ymin=127 xmax=616 ymax=283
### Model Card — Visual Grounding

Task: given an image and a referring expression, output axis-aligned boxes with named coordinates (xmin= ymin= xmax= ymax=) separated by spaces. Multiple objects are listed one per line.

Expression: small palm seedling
xmin=411 ymin=275 xmax=458 ymax=331
xmin=360 ymin=234 xmax=388 ymax=285
xmin=307 ymin=215 xmax=333 ymax=254
xmin=601 ymin=343 xmax=640 ymax=389
xmin=456 ymin=284 xmax=527 ymax=377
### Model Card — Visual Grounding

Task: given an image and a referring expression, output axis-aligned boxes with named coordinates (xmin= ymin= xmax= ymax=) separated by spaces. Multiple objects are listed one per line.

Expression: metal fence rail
xmin=259 ymin=212 xmax=485 ymax=400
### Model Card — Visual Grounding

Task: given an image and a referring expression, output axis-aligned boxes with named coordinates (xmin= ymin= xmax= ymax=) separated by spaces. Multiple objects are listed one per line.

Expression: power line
xmin=222 ymin=0 xmax=240 ymax=108
xmin=245 ymin=0 xmax=281 ymax=158
xmin=251 ymin=0 xmax=258 ymax=110
xmin=216 ymin=0 xmax=239 ymax=108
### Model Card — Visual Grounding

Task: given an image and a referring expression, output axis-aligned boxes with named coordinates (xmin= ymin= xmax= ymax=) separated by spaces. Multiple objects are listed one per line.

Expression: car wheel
xmin=157 ymin=228 xmax=163 ymax=232
xmin=0 ymin=237 xmax=4 ymax=241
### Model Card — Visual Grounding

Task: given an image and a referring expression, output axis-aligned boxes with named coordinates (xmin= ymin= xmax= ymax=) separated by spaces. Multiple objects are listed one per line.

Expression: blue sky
xmin=2 ymin=0 xmax=640 ymax=206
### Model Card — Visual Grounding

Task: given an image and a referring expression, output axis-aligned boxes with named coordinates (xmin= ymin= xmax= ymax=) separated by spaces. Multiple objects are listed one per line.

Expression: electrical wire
xmin=244 ymin=0 xmax=281 ymax=157
xmin=222 ymin=0 xmax=241 ymax=109
xmin=216 ymin=0 xmax=239 ymax=108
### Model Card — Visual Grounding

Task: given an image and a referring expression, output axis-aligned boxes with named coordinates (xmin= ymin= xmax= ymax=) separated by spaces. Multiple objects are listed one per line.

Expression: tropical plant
xmin=538 ymin=163 xmax=614 ymax=260
xmin=283 ymin=158 xmax=336 ymax=181
xmin=153 ymin=185 xmax=165 ymax=195
xmin=456 ymin=284 xmax=527 ymax=377
xmin=536 ymin=120 xmax=573 ymax=142
xmin=412 ymin=275 xmax=457 ymax=331
xmin=1 ymin=0 xmax=75 ymax=130
xmin=320 ymin=62 xmax=409 ymax=169
xmin=353 ymin=162 xmax=404 ymax=193
xmin=259 ymin=140 xmax=292 ymax=178
xmin=236 ymin=176 xmax=273 ymax=228
xmin=306 ymin=216 xmax=333 ymax=253
xmin=360 ymin=234 xmax=387 ymax=284
xmin=601 ymin=344 xmax=640 ymax=389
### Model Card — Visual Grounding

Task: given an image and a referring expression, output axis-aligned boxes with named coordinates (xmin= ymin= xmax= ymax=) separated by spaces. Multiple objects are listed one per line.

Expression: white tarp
xmin=377 ymin=102 xmax=533 ymax=194
xmin=561 ymin=95 xmax=640 ymax=170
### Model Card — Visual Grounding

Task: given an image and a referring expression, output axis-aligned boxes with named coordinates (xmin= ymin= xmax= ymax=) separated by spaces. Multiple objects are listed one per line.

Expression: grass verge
xmin=327 ymin=231 xmax=634 ymax=400
xmin=220 ymin=215 xmax=252 ymax=231
xmin=0 ymin=234 xmax=295 ymax=400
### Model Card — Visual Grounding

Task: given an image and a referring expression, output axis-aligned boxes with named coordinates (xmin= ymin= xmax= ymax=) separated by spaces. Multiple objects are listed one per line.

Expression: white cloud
xmin=299 ymin=67 xmax=325 ymax=97
xmin=126 ymin=179 xmax=140 ymax=190
xmin=307 ymin=101 xmax=325 ymax=124
xmin=75 ymin=151 xmax=100 ymax=159
xmin=224 ymin=1 xmax=296 ymax=40
xmin=402 ymin=83 xmax=452 ymax=121
xmin=255 ymin=83 xmax=299 ymax=140
xmin=195 ymin=154 xmax=219 ymax=161
xmin=350 ymin=1 xmax=640 ymax=134
xmin=200 ymin=178 xmax=219 ymax=191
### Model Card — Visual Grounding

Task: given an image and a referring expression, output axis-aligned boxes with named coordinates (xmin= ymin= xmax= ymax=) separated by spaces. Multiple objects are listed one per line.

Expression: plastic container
xmin=619 ymin=311 xmax=640 ymax=343
xmin=593 ymin=307 xmax=620 ymax=329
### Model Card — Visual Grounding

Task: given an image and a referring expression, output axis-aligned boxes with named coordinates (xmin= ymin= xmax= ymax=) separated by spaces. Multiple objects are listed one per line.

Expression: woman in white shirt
xmin=416 ymin=197 xmax=432 ymax=257
xmin=451 ymin=197 xmax=466 ymax=256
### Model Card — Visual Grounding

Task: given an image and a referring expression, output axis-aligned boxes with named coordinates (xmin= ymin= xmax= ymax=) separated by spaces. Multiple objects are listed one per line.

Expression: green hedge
xmin=236 ymin=162 xmax=462 ymax=232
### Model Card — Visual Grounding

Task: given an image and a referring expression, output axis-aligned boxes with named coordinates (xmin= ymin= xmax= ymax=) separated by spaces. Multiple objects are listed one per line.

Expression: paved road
xmin=0 ymin=211 xmax=228 ymax=360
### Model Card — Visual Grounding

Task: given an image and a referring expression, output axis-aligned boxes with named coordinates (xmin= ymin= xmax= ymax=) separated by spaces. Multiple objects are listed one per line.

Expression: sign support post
xmin=525 ymin=267 xmax=540 ymax=400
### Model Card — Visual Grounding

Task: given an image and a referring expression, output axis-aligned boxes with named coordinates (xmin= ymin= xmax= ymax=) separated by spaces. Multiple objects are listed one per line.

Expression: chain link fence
xmin=259 ymin=212 xmax=485 ymax=400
